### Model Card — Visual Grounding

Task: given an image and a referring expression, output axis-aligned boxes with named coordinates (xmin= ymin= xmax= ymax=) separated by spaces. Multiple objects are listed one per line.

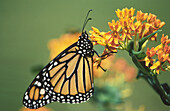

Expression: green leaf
xmin=139 ymin=30 xmax=162 ymax=48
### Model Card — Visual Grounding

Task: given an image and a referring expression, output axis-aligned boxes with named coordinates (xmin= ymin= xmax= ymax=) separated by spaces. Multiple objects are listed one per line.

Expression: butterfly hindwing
xmin=23 ymin=32 xmax=94 ymax=109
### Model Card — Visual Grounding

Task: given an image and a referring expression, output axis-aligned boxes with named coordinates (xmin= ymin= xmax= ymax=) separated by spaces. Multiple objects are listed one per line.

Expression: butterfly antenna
xmin=82 ymin=9 xmax=93 ymax=32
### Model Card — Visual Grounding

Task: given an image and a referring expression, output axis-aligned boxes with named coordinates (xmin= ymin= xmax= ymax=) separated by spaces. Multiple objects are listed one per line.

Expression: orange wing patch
xmin=49 ymin=63 xmax=65 ymax=77
xmin=54 ymin=75 xmax=65 ymax=93
xmin=85 ymin=58 xmax=92 ymax=91
xmin=70 ymin=74 xmax=77 ymax=95
xmin=34 ymin=88 xmax=39 ymax=100
xmin=61 ymin=80 xmax=69 ymax=95
xmin=60 ymin=53 xmax=76 ymax=62
xmin=66 ymin=55 xmax=80 ymax=78
xmin=29 ymin=86 xmax=35 ymax=99
xmin=77 ymin=57 xmax=85 ymax=93
xmin=51 ymin=68 xmax=65 ymax=87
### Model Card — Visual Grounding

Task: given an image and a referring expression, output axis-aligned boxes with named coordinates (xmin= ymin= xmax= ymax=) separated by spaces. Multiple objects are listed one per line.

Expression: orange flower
xmin=147 ymin=13 xmax=157 ymax=23
xmin=119 ymin=17 xmax=134 ymax=40
xmin=147 ymin=13 xmax=165 ymax=29
xmin=89 ymin=27 xmax=118 ymax=52
xmin=153 ymin=19 xmax=165 ymax=29
xmin=161 ymin=34 xmax=170 ymax=45
xmin=144 ymin=34 xmax=170 ymax=74
xmin=150 ymin=61 xmax=162 ymax=74
xmin=20 ymin=107 xmax=52 ymax=111
xmin=108 ymin=20 xmax=121 ymax=33
xmin=89 ymin=8 xmax=167 ymax=75
xmin=115 ymin=7 xmax=135 ymax=18
xmin=48 ymin=33 xmax=80 ymax=59
xmin=90 ymin=7 xmax=166 ymax=53
xmin=143 ymin=47 xmax=156 ymax=66
xmin=136 ymin=11 xmax=148 ymax=22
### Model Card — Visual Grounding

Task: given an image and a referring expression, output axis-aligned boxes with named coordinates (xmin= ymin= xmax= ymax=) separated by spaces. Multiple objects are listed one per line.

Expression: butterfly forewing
xmin=23 ymin=32 xmax=94 ymax=109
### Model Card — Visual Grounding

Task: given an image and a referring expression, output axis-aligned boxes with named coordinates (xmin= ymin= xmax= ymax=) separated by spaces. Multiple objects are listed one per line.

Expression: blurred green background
xmin=0 ymin=0 xmax=170 ymax=111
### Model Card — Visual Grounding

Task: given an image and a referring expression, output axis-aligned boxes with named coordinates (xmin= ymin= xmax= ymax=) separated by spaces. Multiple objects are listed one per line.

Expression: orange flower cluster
xmin=89 ymin=8 xmax=165 ymax=52
xmin=144 ymin=34 xmax=170 ymax=74
xmin=89 ymin=27 xmax=118 ymax=52
xmin=48 ymin=33 xmax=80 ymax=59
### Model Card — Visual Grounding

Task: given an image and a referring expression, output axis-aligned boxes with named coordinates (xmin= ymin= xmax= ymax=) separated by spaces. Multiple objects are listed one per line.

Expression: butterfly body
xmin=23 ymin=31 xmax=94 ymax=109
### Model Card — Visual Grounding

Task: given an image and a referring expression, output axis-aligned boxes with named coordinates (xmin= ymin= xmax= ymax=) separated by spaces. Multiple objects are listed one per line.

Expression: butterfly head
xmin=77 ymin=31 xmax=94 ymax=57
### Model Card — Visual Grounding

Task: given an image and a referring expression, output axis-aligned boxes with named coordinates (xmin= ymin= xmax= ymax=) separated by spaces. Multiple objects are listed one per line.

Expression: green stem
xmin=134 ymin=32 xmax=137 ymax=51
xmin=138 ymin=71 xmax=170 ymax=105
xmin=130 ymin=51 xmax=170 ymax=105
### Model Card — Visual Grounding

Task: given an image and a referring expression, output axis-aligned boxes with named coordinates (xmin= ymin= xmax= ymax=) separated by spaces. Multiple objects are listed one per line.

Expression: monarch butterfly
xmin=23 ymin=10 xmax=101 ymax=109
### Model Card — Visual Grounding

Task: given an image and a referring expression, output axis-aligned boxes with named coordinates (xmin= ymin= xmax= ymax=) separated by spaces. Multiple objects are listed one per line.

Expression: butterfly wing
xmin=23 ymin=42 xmax=94 ymax=109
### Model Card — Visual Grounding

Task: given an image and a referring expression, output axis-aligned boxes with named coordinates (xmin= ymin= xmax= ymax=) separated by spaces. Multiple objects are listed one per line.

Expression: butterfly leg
xmin=93 ymin=50 xmax=115 ymax=72
xmin=93 ymin=50 xmax=115 ymax=58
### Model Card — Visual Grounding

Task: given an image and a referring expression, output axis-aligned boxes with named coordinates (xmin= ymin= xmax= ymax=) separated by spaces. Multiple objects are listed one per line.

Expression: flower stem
xmin=134 ymin=32 xmax=137 ymax=51
xmin=130 ymin=51 xmax=170 ymax=105
xmin=138 ymin=71 xmax=170 ymax=105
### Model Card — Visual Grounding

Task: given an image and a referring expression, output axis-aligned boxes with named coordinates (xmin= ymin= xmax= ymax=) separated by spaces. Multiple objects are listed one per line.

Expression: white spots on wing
xmin=44 ymin=82 xmax=47 ymax=85
xmin=43 ymin=77 xmax=46 ymax=81
xmin=47 ymin=100 xmax=50 ymax=104
xmin=28 ymin=100 xmax=31 ymax=103
xmin=48 ymin=65 xmax=53 ymax=71
xmin=47 ymin=84 xmax=50 ymax=87
xmin=46 ymin=73 xmax=48 ymax=77
xmin=54 ymin=61 xmax=58 ymax=66
xmin=40 ymin=103 xmax=43 ymax=107
xmin=60 ymin=96 xmax=64 ymax=99
xmin=70 ymin=96 xmax=74 ymax=99
xmin=25 ymin=92 xmax=28 ymax=95
xmin=45 ymin=95 xmax=49 ymax=99
xmin=72 ymin=99 xmax=75 ymax=103
xmin=25 ymin=95 xmax=28 ymax=100
xmin=79 ymin=94 xmax=82 ymax=96
xmin=40 ymin=89 xmax=45 ymax=95
xmin=36 ymin=75 xmax=40 ymax=79
xmin=42 ymin=72 xmax=46 ymax=76
xmin=33 ymin=101 xmax=36 ymax=105
xmin=57 ymin=97 xmax=60 ymax=100
xmin=42 ymin=68 xmax=46 ymax=72
xmin=37 ymin=82 xmax=42 ymax=87
xmin=78 ymin=50 xmax=82 ymax=54
xmin=62 ymin=53 xmax=66 ymax=57
xmin=39 ymin=100 xmax=41 ymax=103
xmin=34 ymin=81 xmax=38 ymax=85
xmin=80 ymin=97 xmax=83 ymax=100
xmin=50 ymin=60 xmax=53 ymax=64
